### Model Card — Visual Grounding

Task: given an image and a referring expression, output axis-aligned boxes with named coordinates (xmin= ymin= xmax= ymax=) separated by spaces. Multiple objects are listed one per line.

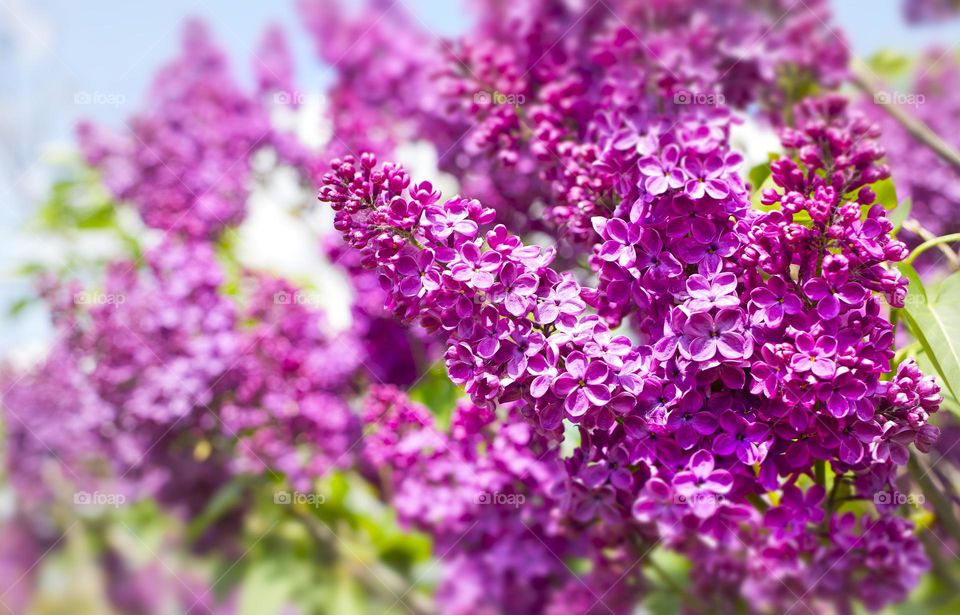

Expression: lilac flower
xmin=422 ymin=198 xmax=480 ymax=239
xmin=493 ymin=262 xmax=539 ymax=317
xmin=639 ymin=380 xmax=682 ymax=426
xmin=395 ymin=250 xmax=441 ymax=297
xmin=595 ymin=217 xmax=641 ymax=267
xmin=682 ymin=155 xmax=732 ymax=200
xmin=803 ymin=278 xmax=867 ymax=320
xmin=676 ymin=225 xmax=739 ymax=271
xmin=679 ymin=309 xmax=749 ymax=362
xmin=673 ymin=450 xmax=733 ymax=518
xmin=790 ymin=334 xmax=838 ymax=379
xmin=749 ymin=276 xmax=803 ymax=327
xmin=712 ymin=411 xmax=770 ymax=465
xmin=634 ymin=229 xmax=683 ymax=279
xmin=450 ymin=243 xmax=502 ymax=289
xmin=685 ymin=271 xmax=739 ymax=313
xmin=637 ymin=144 xmax=684 ymax=195
xmin=816 ymin=371 xmax=867 ymax=418
xmin=764 ymin=485 xmax=825 ymax=539
xmin=534 ymin=279 xmax=585 ymax=325
xmin=552 ymin=352 xmax=611 ymax=417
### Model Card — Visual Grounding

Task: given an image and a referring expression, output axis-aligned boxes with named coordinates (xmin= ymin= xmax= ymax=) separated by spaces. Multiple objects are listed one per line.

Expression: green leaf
xmin=897 ymin=264 xmax=960 ymax=413
xmin=408 ymin=362 xmax=463 ymax=424
xmin=889 ymin=198 xmax=912 ymax=234
xmin=865 ymin=49 xmax=913 ymax=81
xmin=749 ymin=162 xmax=778 ymax=211
xmin=186 ymin=477 xmax=249 ymax=544
xmin=238 ymin=559 xmax=302 ymax=615
xmin=748 ymin=162 xmax=771 ymax=193
xmin=871 ymin=177 xmax=898 ymax=210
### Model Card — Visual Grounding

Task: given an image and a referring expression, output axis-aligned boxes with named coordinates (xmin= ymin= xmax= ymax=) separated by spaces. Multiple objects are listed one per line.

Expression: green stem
xmin=908 ymin=455 xmax=960 ymax=546
xmin=904 ymin=231 xmax=960 ymax=267
xmin=852 ymin=62 xmax=960 ymax=173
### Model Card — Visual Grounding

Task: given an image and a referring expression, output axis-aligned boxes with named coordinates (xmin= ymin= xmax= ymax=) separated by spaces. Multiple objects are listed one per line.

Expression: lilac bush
xmin=3 ymin=2 xmax=960 ymax=614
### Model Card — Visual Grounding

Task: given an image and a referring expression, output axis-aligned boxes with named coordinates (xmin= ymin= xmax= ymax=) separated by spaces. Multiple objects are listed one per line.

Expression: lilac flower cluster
xmin=904 ymin=0 xmax=960 ymax=22
xmin=313 ymin=0 xmax=848 ymax=240
xmin=360 ymin=386 xmax=643 ymax=615
xmin=2 ymin=238 xmax=378 ymax=513
xmin=319 ymin=89 xmax=941 ymax=609
xmin=77 ymin=20 xmax=272 ymax=239
xmin=222 ymin=275 xmax=364 ymax=489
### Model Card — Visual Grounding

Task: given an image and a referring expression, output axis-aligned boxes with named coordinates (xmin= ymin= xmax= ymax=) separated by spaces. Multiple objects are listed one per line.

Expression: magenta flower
xmin=395 ymin=250 xmax=441 ymax=297
xmin=790 ymin=334 xmax=837 ymax=379
xmin=552 ymin=351 xmax=611 ymax=417
xmin=838 ymin=420 xmax=882 ymax=464
xmin=422 ymin=198 xmax=479 ymax=240
xmin=534 ymin=279 xmax=585 ymax=325
xmin=449 ymin=242 xmax=502 ymax=289
xmin=634 ymin=228 xmax=683 ymax=279
xmin=682 ymin=155 xmax=731 ymax=200
xmin=802 ymin=278 xmax=867 ymax=320
xmin=816 ymin=371 xmax=868 ymax=418
xmin=595 ymin=217 xmax=641 ymax=266
xmin=712 ymin=411 xmax=770 ymax=464
xmin=764 ymin=485 xmax=825 ymax=539
xmin=493 ymin=262 xmax=539 ymax=317
xmin=639 ymin=380 xmax=681 ymax=426
xmin=750 ymin=276 xmax=803 ymax=327
xmin=673 ymin=450 xmax=733 ymax=519
xmin=679 ymin=309 xmax=749 ymax=362
xmin=685 ymin=271 xmax=739 ymax=313
xmin=637 ymin=144 xmax=684 ymax=195
xmin=676 ymin=225 xmax=739 ymax=271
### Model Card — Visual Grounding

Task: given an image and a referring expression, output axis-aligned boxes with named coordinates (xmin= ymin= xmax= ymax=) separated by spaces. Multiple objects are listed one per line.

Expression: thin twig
xmin=902 ymin=220 xmax=960 ymax=271
xmin=851 ymin=62 xmax=960 ymax=173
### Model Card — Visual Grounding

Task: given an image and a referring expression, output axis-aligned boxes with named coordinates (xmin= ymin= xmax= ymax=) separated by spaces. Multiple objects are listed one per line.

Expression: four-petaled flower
xmin=552 ymin=351 xmax=611 ymax=417
xmin=680 ymin=309 xmax=749 ymax=362
xmin=672 ymin=450 xmax=733 ymax=519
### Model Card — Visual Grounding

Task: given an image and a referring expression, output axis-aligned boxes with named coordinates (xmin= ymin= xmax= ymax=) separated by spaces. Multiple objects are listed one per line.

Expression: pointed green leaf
xmin=897 ymin=264 xmax=960 ymax=413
